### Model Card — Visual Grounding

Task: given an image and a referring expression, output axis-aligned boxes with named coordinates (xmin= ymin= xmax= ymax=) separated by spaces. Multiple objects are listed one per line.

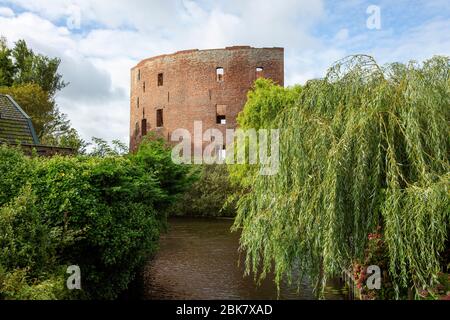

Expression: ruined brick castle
xmin=130 ymin=46 xmax=284 ymax=152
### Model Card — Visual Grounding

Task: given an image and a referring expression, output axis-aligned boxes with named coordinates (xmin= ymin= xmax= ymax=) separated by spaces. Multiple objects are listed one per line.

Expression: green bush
xmin=0 ymin=266 xmax=72 ymax=300
xmin=0 ymin=185 xmax=57 ymax=277
xmin=0 ymin=138 xmax=192 ymax=300
xmin=170 ymin=164 xmax=238 ymax=217
xmin=29 ymin=155 xmax=163 ymax=299
xmin=0 ymin=145 xmax=33 ymax=206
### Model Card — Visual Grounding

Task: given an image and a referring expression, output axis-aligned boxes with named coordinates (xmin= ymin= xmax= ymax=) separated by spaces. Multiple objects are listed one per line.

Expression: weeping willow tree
xmin=232 ymin=55 xmax=450 ymax=298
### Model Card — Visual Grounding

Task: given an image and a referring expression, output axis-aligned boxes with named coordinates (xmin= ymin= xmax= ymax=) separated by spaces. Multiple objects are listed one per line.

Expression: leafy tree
xmin=0 ymin=84 xmax=53 ymax=138
xmin=0 ymin=37 xmax=84 ymax=152
xmin=0 ymin=84 xmax=86 ymax=152
xmin=170 ymin=164 xmax=238 ymax=217
xmin=132 ymin=136 xmax=195 ymax=210
xmin=39 ymin=112 xmax=87 ymax=152
xmin=233 ymin=55 xmax=450 ymax=298
xmin=88 ymin=137 xmax=129 ymax=157
xmin=228 ymin=78 xmax=301 ymax=189
xmin=237 ymin=78 xmax=301 ymax=131
xmin=0 ymin=37 xmax=14 ymax=87
xmin=11 ymin=39 xmax=67 ymax=97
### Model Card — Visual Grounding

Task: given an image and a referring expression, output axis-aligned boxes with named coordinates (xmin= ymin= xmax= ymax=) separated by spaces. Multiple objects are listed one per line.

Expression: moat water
xmin=133 ymin=218 xmax=349 ymax=300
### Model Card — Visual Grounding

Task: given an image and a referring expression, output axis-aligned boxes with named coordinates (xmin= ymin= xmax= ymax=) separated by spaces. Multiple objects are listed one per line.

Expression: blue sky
xmin=0 ymin=0 xmax=449 ymax=144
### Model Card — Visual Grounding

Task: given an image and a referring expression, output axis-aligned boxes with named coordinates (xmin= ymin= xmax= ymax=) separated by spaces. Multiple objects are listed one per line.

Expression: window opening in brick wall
xmin=217 ymin=145 xmax=226 ymax=161
xmin=157 ymin=109 xmax=164 ymax=127
xmin=216 ymin=67 xmax=224 ymax=82
xmin=216 ymin=105 xmax=227 ymax=125
xmin=256 ymin=67 xmax=264 ymax=78
xmin=141 ymin=119 xmax=147 ymax=136
xmin=135 ymin=122 xmax=139 ymax=136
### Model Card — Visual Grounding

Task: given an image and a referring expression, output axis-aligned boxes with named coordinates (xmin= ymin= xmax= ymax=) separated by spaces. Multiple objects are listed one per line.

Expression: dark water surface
xmin=142 ymin=218 xmax=348 ymax=300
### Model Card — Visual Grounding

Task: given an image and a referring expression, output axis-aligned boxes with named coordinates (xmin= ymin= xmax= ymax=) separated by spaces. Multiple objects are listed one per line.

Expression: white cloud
xmin=0 ymin=0 xmax=448 ymax=145
xmin=0 ymin=11 xmax=129 ymax=143
xmin=0 ymin=6 xmax=14 ymax=17
xmin=334 ymin=28 xmax=350 ymax=42
xmin=0 ymin=0 xmax=179 ymax=31
xmin=371 ymin=19 xmax=450 ymax=64
xmin=0 ymin=0 xmax=329 ymax=144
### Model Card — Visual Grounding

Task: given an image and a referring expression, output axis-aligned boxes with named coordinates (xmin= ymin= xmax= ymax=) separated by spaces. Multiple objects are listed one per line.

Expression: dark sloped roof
xmin=0 ymin=94 xmax=40 ymax=145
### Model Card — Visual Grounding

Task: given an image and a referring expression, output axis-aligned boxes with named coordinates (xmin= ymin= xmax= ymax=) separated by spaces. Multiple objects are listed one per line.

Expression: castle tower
xmin=130 ymin=46 xmax=284 ymax=153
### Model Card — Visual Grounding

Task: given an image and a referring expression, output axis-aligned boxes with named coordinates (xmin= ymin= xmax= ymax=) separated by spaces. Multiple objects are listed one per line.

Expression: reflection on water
xmin=142 ymin=218 xmax=348 ymax=300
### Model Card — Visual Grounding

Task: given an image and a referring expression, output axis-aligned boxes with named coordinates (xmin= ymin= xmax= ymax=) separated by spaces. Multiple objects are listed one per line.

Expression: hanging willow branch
xmin=232 ymin=55 xmax=450 ymax=298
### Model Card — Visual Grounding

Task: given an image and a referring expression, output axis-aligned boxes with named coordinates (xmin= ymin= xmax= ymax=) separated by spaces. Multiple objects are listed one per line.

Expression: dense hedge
xmin=170 ymin=164 xmax=238 ymax=217
xmin=0 ymin=138 xmax=192 ymax=299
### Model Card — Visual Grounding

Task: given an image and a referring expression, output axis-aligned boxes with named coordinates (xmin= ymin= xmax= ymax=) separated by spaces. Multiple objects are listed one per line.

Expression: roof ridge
xmin=0 ymin=94 xmax=40 ymax=145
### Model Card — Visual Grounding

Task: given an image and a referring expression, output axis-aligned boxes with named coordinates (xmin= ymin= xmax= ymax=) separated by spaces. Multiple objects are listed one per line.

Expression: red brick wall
xmin=130 ymin=46 xmax=284 ymax=152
